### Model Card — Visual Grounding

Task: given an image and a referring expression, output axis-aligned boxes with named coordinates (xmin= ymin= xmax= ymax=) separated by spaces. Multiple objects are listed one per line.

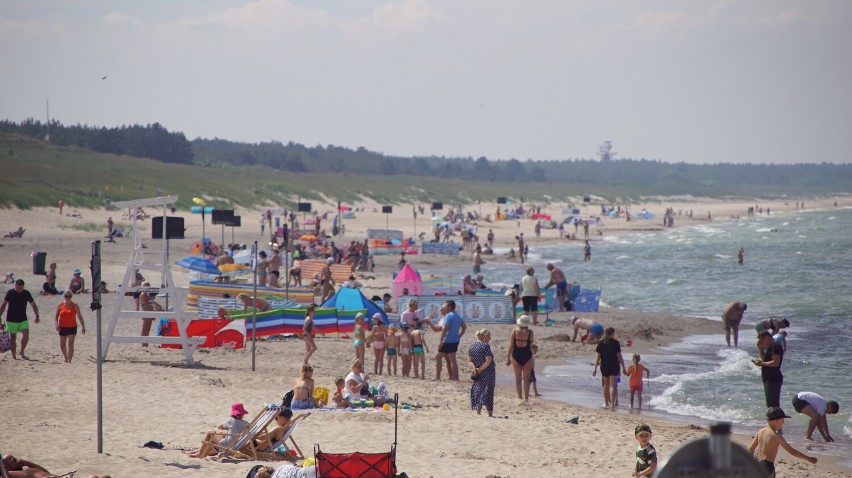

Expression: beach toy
xmin=302 ymin=458 xmax=316 ymax=468
xmin=626 ymin=339 xmax=633 ymax=347
xmin=382 ymin=403 xmax=390 ymax=411
xmin=545 ymin=319 xmax=554 ymax=326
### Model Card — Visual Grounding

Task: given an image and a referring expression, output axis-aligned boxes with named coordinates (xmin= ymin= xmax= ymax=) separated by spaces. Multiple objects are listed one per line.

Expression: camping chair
xmin=314 ymin=395 xmax=399 ymax=477
xmin=255 ymin=412 xmax=310 ymax=461
xmin=210 ymin=405 xmax=282 ymax=461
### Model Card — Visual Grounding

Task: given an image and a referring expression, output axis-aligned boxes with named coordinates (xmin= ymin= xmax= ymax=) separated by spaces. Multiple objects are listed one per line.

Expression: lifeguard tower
xmin=102 ymin=196 xmax=203 ymax=364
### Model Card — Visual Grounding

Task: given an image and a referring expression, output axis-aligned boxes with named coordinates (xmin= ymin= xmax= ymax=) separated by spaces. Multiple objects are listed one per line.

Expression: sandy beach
xmin=1 ymin=196 xmax=849 ymax=478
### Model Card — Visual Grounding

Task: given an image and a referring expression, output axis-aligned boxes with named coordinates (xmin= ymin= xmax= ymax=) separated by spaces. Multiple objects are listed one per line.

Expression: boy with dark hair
xmin=632 ymin=424 xmax=657 ymax=477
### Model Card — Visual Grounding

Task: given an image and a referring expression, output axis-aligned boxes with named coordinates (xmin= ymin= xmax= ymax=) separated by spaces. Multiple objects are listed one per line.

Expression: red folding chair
xmin=314 ymin=394 xmax=399 ymax=478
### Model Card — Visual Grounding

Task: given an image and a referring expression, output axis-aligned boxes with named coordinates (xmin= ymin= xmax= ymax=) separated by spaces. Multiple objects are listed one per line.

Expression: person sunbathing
xmin=184 ymin=402 xmax=250 ymax=458
xmin=253 ymin=408 xmax=294 ymax=453
xmin=2 ymin=454 xmax=110 ymax=478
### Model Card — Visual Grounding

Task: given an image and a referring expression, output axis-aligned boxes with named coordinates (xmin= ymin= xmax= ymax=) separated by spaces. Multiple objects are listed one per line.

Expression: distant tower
xmin=597 ymin=140 xmax=616 ymax=161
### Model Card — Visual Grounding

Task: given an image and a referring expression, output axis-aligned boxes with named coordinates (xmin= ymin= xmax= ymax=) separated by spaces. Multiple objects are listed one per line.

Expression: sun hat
xmin=372 ymin=313 xmax=383 ymax=323
xmin=73 ymin=269 xmax=81 ymax=275
xmin=355 ymin=312 xmax=365 ymax=319
xmin=327 ymin=257 xmax=334 ymax=263
xmin=635 ymin=424 xmax=652 ymax=435
xmin=766 ymin=407 xmax=791 ymax=420
xmin=231 ymin=402 xmax=249 ymax=416
xmin=516 ymin=315 xmax=531 ymax=327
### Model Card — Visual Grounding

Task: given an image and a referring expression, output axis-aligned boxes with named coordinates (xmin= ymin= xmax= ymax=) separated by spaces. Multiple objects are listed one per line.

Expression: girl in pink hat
xmin=184 ymin=402 xmax=250 ymax=458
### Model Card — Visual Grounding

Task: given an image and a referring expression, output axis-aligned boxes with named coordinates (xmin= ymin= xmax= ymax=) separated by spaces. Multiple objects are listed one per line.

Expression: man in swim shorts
xmin=1 ymin=279 xmax=40 ymax=360
xmin=543 ymin=263 xmax=569 ymax=312
xmin=721 ymin=301 xmax=747 ymax=348
xmin=571 ymin=316 xmax=603 ymax=344
xmin=433 ymin=300 xmax=466 ymax=381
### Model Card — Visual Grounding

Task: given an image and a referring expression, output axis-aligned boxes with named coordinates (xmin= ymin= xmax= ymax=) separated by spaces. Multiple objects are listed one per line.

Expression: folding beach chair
xmin=210 ymin=405 xmax=281 ymax=461
xmin=314 ymin=395 xmax=399 ymax=477
xmin=254 ymin=412 xmax=310 ymax=461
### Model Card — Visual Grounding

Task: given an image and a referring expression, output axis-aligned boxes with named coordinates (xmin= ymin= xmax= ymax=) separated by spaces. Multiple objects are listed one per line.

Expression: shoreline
xmin=2 ymin=197 xmax=850 ymax=477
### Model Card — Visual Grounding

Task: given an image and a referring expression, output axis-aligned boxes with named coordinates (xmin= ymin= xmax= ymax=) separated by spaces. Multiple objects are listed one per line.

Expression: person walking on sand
xmin=520 ymin=266 xmax=540 ymax=325
xmin=57 ymin=199 xmax=64 ymax=215
xmin=506 ymin=315 xmax=535 ymax=401
xmin=302 ymin=305 xmax=318 ymax=364
xmin=593 ymin=327 xmax=627 ymax=408
xmin=791 ymin=391 xmax=840 ymax=442
xmin=722 ymin=301 xmax=747 ymax=348
xmin=749 ymin=407 xmax=817 ymax=477
xmin=1 ymin=279 xmax=40 ymax=360
xmin=54 ymin=291 xmax=86 ymax=363
xmin=106 ymin=216 xmax=115 ymax=242
xmin=753 ymin=331 xmax=784 ymax=407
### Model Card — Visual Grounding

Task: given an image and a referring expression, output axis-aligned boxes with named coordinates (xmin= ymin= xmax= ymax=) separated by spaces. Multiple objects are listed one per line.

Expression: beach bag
xmin=0 ymin=325 xmax=11 ymax=353
xmin=282 ymin=389 xmax=294 ymax=408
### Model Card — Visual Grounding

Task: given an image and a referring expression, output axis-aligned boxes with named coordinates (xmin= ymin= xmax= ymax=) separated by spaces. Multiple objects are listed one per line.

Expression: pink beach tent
xmin=392 ymin=264 xmax=422 ymax=297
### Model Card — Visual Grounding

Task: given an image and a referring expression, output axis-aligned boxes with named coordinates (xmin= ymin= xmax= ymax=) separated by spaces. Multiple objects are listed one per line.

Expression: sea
xmin=438 ymin=205 xmax=852 ymax=460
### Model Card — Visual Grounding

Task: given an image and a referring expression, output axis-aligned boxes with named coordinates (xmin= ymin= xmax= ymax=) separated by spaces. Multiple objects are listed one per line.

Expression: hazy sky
xmin=2 ymin=1 xmax=851 ymax=164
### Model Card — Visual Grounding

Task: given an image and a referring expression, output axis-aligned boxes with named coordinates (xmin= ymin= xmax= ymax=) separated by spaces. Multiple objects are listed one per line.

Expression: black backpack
xmin=282 ymin=389 xmax=294 ymax=408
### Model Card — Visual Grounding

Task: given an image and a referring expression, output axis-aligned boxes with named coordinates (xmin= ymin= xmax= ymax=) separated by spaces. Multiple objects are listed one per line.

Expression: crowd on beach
xmin=2 ymin=199 xmax=848 ymax=478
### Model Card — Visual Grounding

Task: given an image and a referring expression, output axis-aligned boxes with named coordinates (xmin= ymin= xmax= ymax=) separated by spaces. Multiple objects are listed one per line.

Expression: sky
xmin=2 ymin=1 xmax=852 ymax=164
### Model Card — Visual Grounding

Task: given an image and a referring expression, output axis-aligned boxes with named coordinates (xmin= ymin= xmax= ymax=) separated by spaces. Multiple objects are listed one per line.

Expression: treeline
xmin=4 ymin=119 xmax=852 ymax=192
xmin=0 ymin=119 xmax=193 ymax=164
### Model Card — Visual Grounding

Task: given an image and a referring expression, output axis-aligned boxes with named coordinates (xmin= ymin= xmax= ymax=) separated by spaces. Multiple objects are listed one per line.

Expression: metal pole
xmin=251 ymin=241 xmax=258 ymax=372
xmin=91 ymin=240 xmax=103 ymax=454
xmin=201 ymin=210 xmax=205 ymax=255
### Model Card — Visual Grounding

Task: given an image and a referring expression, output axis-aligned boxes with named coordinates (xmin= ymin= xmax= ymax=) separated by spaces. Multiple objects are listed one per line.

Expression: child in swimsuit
xmin=531 ymin=343 xmax=542 ymax=397
xmin=386 ymin=327 xmax=399 ymax=376
xmin=410 ymin=328 xmax=429 ymax=379
xmin=332 ymin=377 xmax=351 ymax=408
xmin=353 ymin=313 xmax=366 ymax=362
xmin=398 ymin=323 xmax=412 ymax=377
xmin=369 ymin=313 xmax=387 ymax=375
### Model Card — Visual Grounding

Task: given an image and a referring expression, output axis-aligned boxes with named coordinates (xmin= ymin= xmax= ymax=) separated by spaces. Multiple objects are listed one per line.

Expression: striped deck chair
xmin=210 ymin=405 xmax=281 ymax=461
xmin=254 ymin=412 xmax=310 ymax=461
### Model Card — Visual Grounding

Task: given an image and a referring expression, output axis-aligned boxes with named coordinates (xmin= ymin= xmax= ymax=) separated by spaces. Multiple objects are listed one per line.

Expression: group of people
xmin=40 ymin=263 xmax=88 ymax=296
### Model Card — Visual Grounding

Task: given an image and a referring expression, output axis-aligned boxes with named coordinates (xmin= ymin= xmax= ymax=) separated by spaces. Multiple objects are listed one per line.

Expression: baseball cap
xmin=635 ymin=424 xmax=652 ymax=435
xmin=766 ymin=407 xmax=791 ymax=420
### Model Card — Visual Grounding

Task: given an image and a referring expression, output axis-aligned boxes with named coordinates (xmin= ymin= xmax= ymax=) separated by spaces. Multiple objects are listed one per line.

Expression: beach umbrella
xmin=175 ymin=257 xmax=221 ymax=275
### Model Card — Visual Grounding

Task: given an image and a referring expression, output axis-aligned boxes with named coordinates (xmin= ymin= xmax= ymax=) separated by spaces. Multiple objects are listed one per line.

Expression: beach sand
xmin=1 ymin=197 xmax=848 ymax=478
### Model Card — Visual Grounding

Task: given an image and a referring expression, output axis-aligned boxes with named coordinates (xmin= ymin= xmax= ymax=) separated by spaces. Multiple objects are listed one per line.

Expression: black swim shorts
xmin=792 ymin=396 xmax=808 ymax=414
xmin=522 ymin=296 xmax=538 ymax=312
xmin=59 ymin=326 xmax=78 ymax=337
xmin=438 ymin=342 xmax=459 ymax=354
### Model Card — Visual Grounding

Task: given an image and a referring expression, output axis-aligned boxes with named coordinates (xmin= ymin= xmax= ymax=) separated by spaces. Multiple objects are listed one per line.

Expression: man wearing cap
xmin=1 ymin=279 xmax=40 ymax=360
xmin=749 ymin=407 xmax=817 ymax=477
xmin=721 ymin=301 xmax=747 ymax=348
xmin=792 ymin=391 xmax=840 ymax=442
xmin=753 ymin=331 xmax=784 ymax=408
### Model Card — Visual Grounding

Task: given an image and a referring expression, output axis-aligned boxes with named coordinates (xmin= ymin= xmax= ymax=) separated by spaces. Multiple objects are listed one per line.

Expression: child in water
xmin=626 ymin=354 xmax=651 ymax=410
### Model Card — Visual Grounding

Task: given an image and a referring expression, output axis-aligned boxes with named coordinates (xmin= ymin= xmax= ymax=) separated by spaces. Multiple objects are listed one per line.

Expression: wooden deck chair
xmin=210 ymin=406 xmax=281 ymax=461
xmin=254 ymin=412 xmax=310 ymax=461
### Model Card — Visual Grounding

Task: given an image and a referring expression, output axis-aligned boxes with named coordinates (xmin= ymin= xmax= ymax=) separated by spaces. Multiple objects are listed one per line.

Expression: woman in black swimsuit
xmin=506 ymin=315 xmax=535 ymax=401
xmin=593 ymin=327 xmax=627 ymax=408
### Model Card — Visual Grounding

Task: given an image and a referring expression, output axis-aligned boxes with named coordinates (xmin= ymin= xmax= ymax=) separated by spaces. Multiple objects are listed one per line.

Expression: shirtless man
xmin=409 ymin=326 xmax=429 ymax=379
xmin=721 ymin=301 xmax=747 ymax=347
xmin=543 ymin=263 xmax=569 ymax=312
xmin=749 ymin=407 xmax=817 ymax=477
xmin=238 ymin=293 xmax=271 ymax=313
xmin=571 ymin=316 xmax=604 ymax=344
xmin=320 ymin=258 xmax=335 ymax=303
xmin=472 ymin=245 xmax=485 ymax=275
xmin=267 ymin=248 xmax=282 ymax=288
xmin=2 ymin=454 xmax=110 ymax=478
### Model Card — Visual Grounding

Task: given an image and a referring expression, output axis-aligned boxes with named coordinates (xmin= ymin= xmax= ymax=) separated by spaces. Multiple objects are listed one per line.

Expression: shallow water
xmin=449 ymin=206 xmax=852 ymax=458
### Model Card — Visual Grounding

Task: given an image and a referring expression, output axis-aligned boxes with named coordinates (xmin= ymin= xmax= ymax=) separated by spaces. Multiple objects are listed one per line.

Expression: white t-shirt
xmin=344 ymin=371 xmax=364 ymax=399
xmin=401 ymin=310 xmax=421 ymax=327
xmin=521 ymin=275 xmax=538 ymax=297
xmin=797 ymin=391 xmax=827 ymax=416
xmin=219 ymin=417 xmax=249 ymax=447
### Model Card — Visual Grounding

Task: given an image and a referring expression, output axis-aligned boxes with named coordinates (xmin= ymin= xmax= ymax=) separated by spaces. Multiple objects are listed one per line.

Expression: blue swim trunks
xmin=589 ymin=323 xmax=605 ymax=335
xmin=557 ymin=281 xmax=568 ymax=295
